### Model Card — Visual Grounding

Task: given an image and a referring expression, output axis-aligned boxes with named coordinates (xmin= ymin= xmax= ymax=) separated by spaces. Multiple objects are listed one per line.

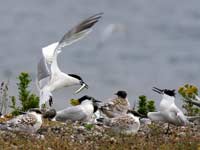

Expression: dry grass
xmin=0 ymin=120 xmax=199 ymax=150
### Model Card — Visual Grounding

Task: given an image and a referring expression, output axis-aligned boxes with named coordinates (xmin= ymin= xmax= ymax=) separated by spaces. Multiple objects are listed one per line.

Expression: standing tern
xmin=148 ymin=87 xmax=190 ymax=126
xmin=100 ymin=90 xmax=130 ymax=118
xmin=0 ymin=108 xmax=43 ymax=133
xmin=54 ymin=95 xmax=101 ymax=122
xmin=37 ymin=13 xmax=103 ymax=108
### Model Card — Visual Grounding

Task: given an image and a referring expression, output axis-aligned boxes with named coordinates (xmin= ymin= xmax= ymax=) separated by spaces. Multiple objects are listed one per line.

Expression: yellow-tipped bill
xmin=75 ymin=83 xmax=88 ymax=94
xmin=70 ymin=99 xmax=80 ymax=106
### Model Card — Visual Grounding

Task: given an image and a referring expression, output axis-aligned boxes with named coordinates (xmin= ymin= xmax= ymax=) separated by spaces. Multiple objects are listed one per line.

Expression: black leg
xmin=165 ymin=123 xmax=170 ymax=134
xmin=49 ymin=96 xmax=53 ymax=107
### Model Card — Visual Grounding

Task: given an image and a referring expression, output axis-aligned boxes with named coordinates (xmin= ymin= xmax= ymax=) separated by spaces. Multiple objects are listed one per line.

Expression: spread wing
xmin=55 ymin=105 xmax=87 ymax=122
xmin=50 ymin=13 xmax=103 ymax=74
xmin=55 ymin=13 xmax=103 ymax=53
xmin=37 ymin=56 xmax=50 ymax=89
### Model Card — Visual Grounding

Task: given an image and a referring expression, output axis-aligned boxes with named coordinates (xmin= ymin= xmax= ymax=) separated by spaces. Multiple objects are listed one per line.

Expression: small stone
xmin=177 ymin=132 xmax=186 ymax=137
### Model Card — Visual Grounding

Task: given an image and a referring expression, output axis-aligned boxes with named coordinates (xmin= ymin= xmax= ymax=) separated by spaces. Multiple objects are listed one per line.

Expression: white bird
xmin=54 ymin=95 xmax=101 ymax=122
xmin=148 ymin=87 xmax=190 ymax=126
xmin=37 ymin=13 xmax=103 ymax=108
xmin=100 ymin=90 xmax=130 ymax=118
xmin=0 ymin=108 xmax=43 ymax=133
xmin=97 ymin=110 xmax=140 ymax=135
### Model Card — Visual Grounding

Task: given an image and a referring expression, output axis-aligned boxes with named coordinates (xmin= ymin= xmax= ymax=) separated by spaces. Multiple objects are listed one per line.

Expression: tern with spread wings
xmin=37 ymin=13 xmax=103 ymax=108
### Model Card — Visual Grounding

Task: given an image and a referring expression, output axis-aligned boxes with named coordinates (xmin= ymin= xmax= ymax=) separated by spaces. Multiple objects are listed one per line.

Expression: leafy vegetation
xmin=10 ymin=72 xmax=39 ymax=115
xmin=178 ymin=84 xmax=200 ymax=116
xmin=137 ymin=95 xmax=156 ymax=116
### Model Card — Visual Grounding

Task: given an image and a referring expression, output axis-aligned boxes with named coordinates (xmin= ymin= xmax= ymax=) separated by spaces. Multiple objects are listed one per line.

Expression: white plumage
xmin=54 ymin=95 xmax=101 ymax=122
xmin=148 ymin=87 xmax=190 ymax=126
xmin=37 ymin=13 xmax=103 ymax=108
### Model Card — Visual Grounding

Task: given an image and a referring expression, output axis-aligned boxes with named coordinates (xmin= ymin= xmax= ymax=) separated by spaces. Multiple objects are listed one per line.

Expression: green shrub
xmin=147 ymin=100 xmax=156 ymax=112
xmin=137 ymin=95 xmax=156 ymax=116
xmin=10 ymin=72 xmax=39 ymax=115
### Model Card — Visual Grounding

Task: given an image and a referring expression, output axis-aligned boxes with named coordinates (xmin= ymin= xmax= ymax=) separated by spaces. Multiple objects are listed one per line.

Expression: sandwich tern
xmin=37 ymin=13 xmax=103 ymax=108
xmin=0 ymin=108 xmax=43 ymax=133
xmin=97 ymin=110 xmax=140 ymax=135
xmin=54 ymin=95 xmax=101 ymax=122
xmin=148 ymin=87 xmax=190 ymax=126
xmin=100 ymin=90 xmax=130 ymax=118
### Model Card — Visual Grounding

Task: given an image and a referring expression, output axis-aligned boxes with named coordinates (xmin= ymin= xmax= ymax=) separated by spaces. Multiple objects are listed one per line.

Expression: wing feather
xmin=56 ymin=13 xmax=103 ymax=51
xmin=50 ymin=13 xmax=103 ymax=74
xmin=55 ymin=105 xmax=87 ymax=122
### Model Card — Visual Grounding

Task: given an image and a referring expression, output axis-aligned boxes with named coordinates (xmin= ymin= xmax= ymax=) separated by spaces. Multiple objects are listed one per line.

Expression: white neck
xmin=63 ymin=74 xmax=81 ymax=86
xmin=81 ymin=100 xmax=94 ymax=115
xmin=159 ymin=94 xmax=175 ymax=110
xmin=81 ymin=100 xmax=93 ymax=105
xmin=162 ymin=94 xmax=175 ymax=102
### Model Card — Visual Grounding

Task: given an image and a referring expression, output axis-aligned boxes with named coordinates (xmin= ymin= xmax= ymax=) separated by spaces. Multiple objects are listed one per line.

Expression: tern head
xmin=115 ymin=90 xmax=127 ymax=99
xmin=152 ymin=87 xmax=176 ymax=97
xmin=77 ymin=95 xmax=101 ymax=113
xmin=78 ymin=95 xmax=102 ymax=104
xmin=68 ymin=74 xmax=88 ymax=94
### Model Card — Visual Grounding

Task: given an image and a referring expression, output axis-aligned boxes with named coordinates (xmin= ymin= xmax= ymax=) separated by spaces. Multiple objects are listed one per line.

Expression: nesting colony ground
xmin=0 ymin=119 xmax=200 ymax=150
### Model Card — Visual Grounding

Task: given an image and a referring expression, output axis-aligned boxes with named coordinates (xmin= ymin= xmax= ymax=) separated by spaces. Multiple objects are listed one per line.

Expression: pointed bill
xmin=75 ymin=83 xmax=88 ymax=94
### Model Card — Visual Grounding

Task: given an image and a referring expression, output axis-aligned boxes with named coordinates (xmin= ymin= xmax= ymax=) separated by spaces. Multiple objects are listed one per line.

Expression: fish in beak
xmin=152 ymin=87 xmax=163 ymax=94
xmin=75 ymin=83 xmax=88 ymax=94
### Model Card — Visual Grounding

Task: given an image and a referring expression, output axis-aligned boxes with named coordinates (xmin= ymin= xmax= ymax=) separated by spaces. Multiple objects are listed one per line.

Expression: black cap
xmin=115 ymin=90 xmax=127 ymax=99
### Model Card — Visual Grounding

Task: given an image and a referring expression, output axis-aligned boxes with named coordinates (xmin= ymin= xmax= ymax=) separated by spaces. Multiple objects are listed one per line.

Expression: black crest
xmin=152 ymin=87 xmax=176 ymax=97
xmin=163 ymin=89 xmax=176 ymax=97
xmin=115 ymin=90 xmax=127 ymax=99
xmin=68 ymin=74 xmax=82 ymax=81
xmin=78 ymin=95 xmax=92 ymax=103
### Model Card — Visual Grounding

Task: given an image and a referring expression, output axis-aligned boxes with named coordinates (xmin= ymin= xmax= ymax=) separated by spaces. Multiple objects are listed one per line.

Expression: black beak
xmin=92 ymin=98 xmax=102 ymax=103
xmin=152 ymin=87 xmax=163 ymax=94
xmin=84 ymin=82 xmax=89 ymax=89
xmin=93 ymin=99 xmax=102 ymax=103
